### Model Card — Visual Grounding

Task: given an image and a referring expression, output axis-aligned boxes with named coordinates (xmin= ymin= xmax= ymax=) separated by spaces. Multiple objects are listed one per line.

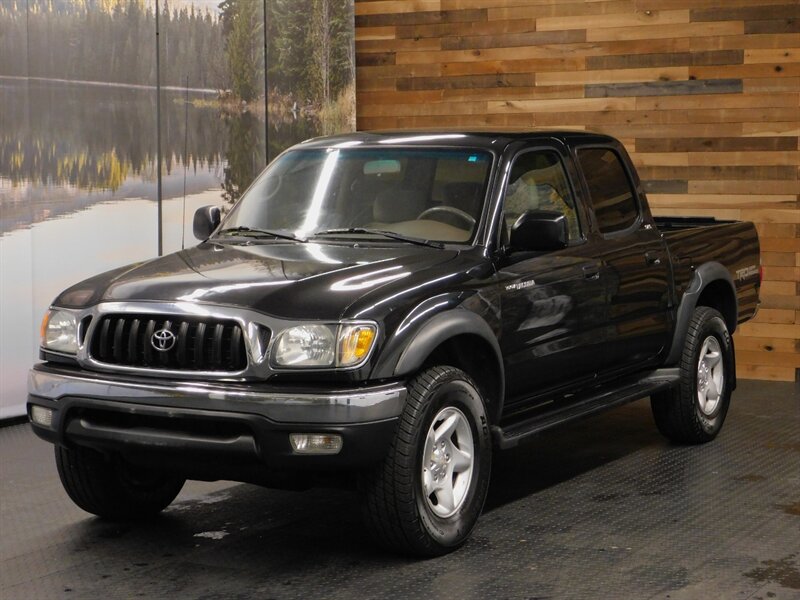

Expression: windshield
xmin=218 ymin=147 xmax=493 ymax=244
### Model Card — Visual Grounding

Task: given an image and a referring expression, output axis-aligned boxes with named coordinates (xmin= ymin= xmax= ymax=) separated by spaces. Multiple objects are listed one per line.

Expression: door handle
xmin=582 ymin=265 xmax=600 ymax=280
xmin=645 ymin=252 xmax=663 ymax=266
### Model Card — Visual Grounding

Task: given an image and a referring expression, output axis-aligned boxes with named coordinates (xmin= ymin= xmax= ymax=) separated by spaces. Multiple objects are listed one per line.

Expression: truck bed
xmin=657 ymin=217 xmax=761 ymax=327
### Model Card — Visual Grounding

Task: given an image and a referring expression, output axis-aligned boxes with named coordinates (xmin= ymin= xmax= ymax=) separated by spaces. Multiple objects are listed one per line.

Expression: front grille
xmin=89 ymin=314 xmax=248 ymax=372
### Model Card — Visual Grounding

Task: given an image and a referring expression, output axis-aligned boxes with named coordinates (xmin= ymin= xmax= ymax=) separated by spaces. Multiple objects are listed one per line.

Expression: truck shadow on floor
xmin=49 ymin=402 xmax=666 ymax=572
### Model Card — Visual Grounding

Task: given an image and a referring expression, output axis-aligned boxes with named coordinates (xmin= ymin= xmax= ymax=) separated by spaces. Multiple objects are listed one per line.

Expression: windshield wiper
xmin=313 ymin=228 xmax=444 ymax=249
xmin=216 ymin=226 xmax=305 ymax=243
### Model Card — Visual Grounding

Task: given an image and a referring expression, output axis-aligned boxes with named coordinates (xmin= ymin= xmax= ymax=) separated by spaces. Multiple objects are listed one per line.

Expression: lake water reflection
xmin=0 ymin=78 xmax=317 ymax=417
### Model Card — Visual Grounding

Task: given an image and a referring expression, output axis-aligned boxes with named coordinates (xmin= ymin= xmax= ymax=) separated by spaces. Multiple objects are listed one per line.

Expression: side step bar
xmin=492 ymin=368 xmax=680 ymax=450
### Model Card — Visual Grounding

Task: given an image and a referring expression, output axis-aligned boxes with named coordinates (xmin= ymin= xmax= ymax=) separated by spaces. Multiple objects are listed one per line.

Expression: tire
xmin=361 ymin=366 xmax=492 ymax=557
xmin=55 ymin=445 xmax=185 ymax=520
xmin=651 ymin=306 xmax=734 ymax=444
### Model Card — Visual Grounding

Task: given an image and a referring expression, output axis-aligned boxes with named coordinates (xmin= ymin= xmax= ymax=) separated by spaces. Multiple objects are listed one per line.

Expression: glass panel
xmin=504 ymin=151 xmax=581 ymax=241
xmin=1 ymin=1 xmax=164 ymax=418
xmin=577 ymin=148 xmax=639 ymax=234
xmin=266 ymin=0 xmax=356 ymax=162
xmin=0 ymin=2 xmax=30 ymax=419
xmin=0 ymin=0 xmax=357 ymax=418
xmin=157 ymin=0 xmax=255 ymax=252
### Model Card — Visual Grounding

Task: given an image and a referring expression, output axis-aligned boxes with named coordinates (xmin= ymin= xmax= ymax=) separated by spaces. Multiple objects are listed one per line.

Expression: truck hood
xmin=54 ymin=241 xmax=460 ymax=320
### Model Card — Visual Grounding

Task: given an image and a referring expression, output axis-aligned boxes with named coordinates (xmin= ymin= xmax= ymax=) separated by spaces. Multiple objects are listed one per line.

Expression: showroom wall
xmin=354 ymin=0 xmax=799 ymax=382
xmin=0 ymin=0 xmax=355 ymax=418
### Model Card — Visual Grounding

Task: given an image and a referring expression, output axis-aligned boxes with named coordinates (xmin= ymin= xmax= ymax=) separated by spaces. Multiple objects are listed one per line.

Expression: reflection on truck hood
xmin=54 ymin=241 xmax=460 ymax=320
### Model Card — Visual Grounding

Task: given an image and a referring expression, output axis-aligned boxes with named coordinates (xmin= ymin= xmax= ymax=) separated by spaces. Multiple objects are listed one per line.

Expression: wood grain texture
xmin=355 ymin=0 xmax=800 ymax=382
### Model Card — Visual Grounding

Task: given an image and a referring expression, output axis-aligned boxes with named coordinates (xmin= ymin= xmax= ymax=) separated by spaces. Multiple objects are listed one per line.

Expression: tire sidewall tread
xmin=651 ymin=306 xmax=733 ymax=444
xmin=55 ymin=445 xmax=185 ymax=520
xmin=361 ymin=365 xmax=492 ymax=557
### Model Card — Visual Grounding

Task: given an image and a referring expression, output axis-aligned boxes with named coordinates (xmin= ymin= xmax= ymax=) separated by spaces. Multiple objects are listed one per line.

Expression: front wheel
xmin=651 ymin=306 xmax=734 ymax=444
xmin=56 ymin=445 xmax=185 ymax=520
xmin=361 ymin=366 xmax=492 ymax=557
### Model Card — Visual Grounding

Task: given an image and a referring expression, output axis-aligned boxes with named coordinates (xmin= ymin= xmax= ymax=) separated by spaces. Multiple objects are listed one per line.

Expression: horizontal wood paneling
xmin=355 ymin=0 xmax=800 ymax=382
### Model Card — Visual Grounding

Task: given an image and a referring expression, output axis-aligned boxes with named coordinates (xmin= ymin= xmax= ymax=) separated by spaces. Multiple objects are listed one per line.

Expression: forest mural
xmin=0 ymin=0 xmax=355 ymax=204
xmin=0 ymin=0 xmax=355 ymax=111
xmin=0 ymin=0 xmax=355 ymax=418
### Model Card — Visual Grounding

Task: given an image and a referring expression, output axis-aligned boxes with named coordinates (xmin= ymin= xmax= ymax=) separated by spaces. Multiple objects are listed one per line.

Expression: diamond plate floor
xmin=1 ymin=380 xmax=798 ymax=599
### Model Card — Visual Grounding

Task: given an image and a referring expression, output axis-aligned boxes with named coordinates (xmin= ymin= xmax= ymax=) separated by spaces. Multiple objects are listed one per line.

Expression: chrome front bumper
xmin=27 ymin=364 xmax=407 ymax=474
xmin=28 ymin=364 xmax=406 ymax=425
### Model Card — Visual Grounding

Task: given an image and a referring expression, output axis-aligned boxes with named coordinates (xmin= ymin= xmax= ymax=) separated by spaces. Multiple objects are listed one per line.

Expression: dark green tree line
xmin=1 ymin=0 xmax=355 ymax=107
xmin=0 ymin=0 xmax=228 ymax=90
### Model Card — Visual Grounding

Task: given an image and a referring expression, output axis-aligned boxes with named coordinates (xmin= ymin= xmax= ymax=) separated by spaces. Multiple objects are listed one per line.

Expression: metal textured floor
xmin=1 ymin=380 xmax=798 ymax=599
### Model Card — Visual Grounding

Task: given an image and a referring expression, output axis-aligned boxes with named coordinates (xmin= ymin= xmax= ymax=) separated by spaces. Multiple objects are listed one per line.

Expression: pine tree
xmin=222 ymin=0 xmax=262 ymax=102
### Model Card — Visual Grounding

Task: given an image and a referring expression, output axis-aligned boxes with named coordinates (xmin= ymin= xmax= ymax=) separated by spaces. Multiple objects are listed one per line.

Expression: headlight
xmin=40 ymin=309 xmax=79 ymax=354
xmin=272 ymin=322 xmax=377 ymax=368
xmin=274 ymin=324 xmax=336 ymax=367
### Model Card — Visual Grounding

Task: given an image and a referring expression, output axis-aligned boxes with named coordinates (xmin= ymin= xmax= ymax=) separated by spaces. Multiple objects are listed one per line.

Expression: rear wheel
xmin=361 ymin=366 xmax=492 ymax=557
xmin=651 ymin=306 xmax=733 ymax=444
xmin=56 ymin=445 xmax=185 ymax=520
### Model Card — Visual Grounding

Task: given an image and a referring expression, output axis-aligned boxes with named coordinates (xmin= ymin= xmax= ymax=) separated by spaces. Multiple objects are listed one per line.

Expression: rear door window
xmin=577 ymin=148 xmax=639 ymax=234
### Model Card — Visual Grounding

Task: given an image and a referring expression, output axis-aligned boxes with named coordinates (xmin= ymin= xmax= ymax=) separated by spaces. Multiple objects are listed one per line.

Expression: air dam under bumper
xmin=27 ymin=364 xmax=406 ymax=478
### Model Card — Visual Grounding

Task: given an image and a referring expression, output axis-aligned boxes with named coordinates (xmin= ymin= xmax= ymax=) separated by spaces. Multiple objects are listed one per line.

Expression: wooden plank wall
xmin=354 ymin=0 xmax=800 ymax=382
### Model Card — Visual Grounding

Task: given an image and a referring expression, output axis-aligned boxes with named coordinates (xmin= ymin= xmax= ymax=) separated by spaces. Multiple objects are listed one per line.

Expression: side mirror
xmin=193 ymin=205 xmax=221 ymax=240
xmin=509 ymin=210 xmax=568 ymax=252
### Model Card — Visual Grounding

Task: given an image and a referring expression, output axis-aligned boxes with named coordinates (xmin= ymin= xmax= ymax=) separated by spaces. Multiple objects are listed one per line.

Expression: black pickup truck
xmin=28 ymin=130 xmax=761 ymax=556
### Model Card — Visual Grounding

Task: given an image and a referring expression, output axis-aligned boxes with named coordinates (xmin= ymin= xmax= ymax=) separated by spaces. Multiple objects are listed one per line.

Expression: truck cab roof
xmin=296 ymin=129 xmax=620 ymax=151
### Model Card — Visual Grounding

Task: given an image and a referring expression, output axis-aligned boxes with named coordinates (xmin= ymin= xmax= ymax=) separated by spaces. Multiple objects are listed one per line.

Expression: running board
xmin=492 ymin=368 xmax=679 ymax=450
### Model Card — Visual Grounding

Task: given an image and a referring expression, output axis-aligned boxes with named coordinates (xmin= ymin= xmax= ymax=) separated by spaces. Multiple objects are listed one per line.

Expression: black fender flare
xmin=665 ymin=261 xmax=738 ymax=366
xmin=371 ymin=304 xmax=505 ymax=417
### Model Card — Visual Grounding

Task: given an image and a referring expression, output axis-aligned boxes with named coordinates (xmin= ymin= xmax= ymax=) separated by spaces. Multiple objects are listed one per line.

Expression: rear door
xmin=496 ymin=144 xmax=609 ymax=415
xmin=573 ymin=145 xmax=671 ymax=374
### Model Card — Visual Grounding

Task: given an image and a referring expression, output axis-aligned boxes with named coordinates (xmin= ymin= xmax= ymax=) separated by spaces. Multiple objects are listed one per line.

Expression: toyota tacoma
xmin=28 ymin=130 xmax=761 ymax=556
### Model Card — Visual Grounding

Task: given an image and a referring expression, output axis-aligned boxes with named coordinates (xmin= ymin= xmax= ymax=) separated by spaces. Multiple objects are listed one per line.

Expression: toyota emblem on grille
xmin=151 ymin=328 xmax=177 ymax=352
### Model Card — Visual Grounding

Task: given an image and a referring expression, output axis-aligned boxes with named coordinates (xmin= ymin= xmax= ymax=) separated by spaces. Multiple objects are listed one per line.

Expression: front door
xmin=496 ymin=146 xmax=608 ymax=418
